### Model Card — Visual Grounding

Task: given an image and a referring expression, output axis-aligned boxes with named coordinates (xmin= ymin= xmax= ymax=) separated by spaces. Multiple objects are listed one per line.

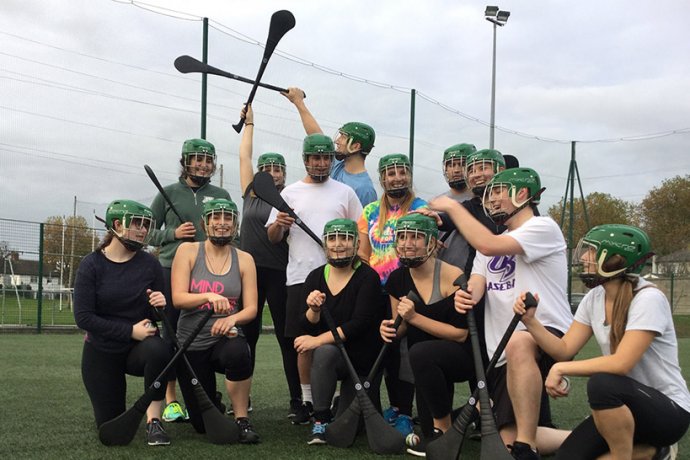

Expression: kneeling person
xmin=295 ymin=219 xmax=385 ymax=445
xmin=171 ymin=199 xmax=260 ymax=444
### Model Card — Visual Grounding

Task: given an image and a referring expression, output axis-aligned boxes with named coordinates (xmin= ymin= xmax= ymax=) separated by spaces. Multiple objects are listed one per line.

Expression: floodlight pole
xmin=485 ymin=6 xmax=509 ymax=149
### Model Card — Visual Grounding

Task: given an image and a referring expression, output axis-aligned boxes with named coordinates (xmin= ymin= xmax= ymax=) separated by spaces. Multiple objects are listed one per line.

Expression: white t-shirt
xmin=266 ymin=179 xmax=362 ymax=286
xmin=574 ymin=277 xmax=690 ymax=412
xmin=473 ymin=216 xmax=573 ymax=366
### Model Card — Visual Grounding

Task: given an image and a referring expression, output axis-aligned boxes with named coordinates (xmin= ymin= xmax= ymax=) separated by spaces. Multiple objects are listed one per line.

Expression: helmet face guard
xmin=443 ymin=143 xmax=476 ymax=190
xmin=322 ymin=219 xmax=359 ymax=268
xmin=105 ymin=200 xmax=155 ymax=251
xmin=483 ymin=168 xmax=542 ymax=225
xmin=334 ymin=122 xmax=375 ymax=160
xmin=395 ymin=214 xmax=438 ymax=268
xmin=378 ymin=154 xmax=412 ymax=200
xmin=303 ymin=134 xmax=335 ymax=182
xmin=203 ymin=199 xmax=238 ymax=246
xmin=182 ymin=139 xmax=217 ymax=186
xmin=465 ymin=149 xmax=505 ymax=197
xmin=257 ymin=152 xmax=286 ymax=188
xmin=574 ymin=224 xmax=653 ymax=288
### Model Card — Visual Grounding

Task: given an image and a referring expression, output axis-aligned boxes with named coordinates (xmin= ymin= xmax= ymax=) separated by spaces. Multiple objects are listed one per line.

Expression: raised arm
xmin=239 ymin=104 xmax=255 ymax=195
xmin=281 ymin=86 xmax=322 ymax=135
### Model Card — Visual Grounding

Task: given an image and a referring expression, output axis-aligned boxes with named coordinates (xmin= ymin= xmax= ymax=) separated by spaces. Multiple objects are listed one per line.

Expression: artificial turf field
xmin=1 ymin=332 xmax=688 ymax=459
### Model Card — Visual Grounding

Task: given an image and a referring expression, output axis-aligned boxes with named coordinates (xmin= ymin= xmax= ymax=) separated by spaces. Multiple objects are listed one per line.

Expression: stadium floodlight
xmin=485 ymin=5 xmax=510 ymax=149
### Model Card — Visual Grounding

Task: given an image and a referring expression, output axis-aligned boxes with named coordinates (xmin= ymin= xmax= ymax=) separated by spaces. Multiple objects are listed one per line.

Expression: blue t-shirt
xmin=331 ymin=159 xmax=377 ymax=206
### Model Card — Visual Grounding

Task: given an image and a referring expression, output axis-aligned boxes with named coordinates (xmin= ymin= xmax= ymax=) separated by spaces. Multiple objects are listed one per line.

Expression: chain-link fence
xmin=1 ymin=216 xmax=688 ymax=333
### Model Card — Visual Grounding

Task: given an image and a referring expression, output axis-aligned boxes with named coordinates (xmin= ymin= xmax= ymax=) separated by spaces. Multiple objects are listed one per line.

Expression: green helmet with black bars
xmin=322 ymin=218 xmax=359 ymax=268
xmin=395 ymin=213 xmax=438 ymax=268
xmin=302 ymin=134 xmax=335 ymax=182
xmin=105 ymin=199 xmax=155 ymax=251
xmin=576 ymin=224 xmax=653 ymax=288
xmin=443 ymin=143 xmax=476 ymax=190
xmin=181 ymin=138 xmax=217 ymax=185
xmin=338 ymin=122 xmax=375 ymax=155
xmin=203 ymin=198 xmax=238 ymax=246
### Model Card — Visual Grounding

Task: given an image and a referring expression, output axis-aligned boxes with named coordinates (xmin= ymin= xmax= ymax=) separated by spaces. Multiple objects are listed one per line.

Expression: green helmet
xmin=575 ymin=224 xmax=653 ymax=288
xmin=443 ymin=143 xmax=477 ymax=163
xmin=395 ymin=213 xmax=438 ymax=268
xmin=337 ymin=122 xmax=375 ymax=155
xmin=443 ymin=143 xmax=476 ymax=190
xmin=181 ymin=138 xmax=217 ymax=185
xmin=322 ymin=218 xmax=359 ymax=268
xmin=465 ymin=149 xmax=505 ymax=196
xmin=483 ymin=168 xmax=542 ymax=225
xmin=105 ymin=199 xmax=155 ymax=251
xmin=378 ymin=154 xmax=412 ymax=199
xmin=203 ymin=198 xmax=239 ymax=246
xmin=257 ymin=152 xmax=286 ymax=170
xmin=302 ymin=134 xmax=335 ymax=182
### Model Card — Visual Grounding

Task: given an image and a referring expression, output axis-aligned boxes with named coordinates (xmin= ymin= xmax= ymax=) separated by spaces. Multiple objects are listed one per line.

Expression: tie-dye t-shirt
xmin=358 ymin=197 xmax=427 ymax=285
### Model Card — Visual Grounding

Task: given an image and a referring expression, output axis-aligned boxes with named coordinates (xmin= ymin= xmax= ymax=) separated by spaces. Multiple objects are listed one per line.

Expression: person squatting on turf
xmin=237 ymin=104 xmax=295 ymax=416
xmin=171 ymin=199 xmax=260 ymax=444
xmin=358 ymin=153 xmax=428 ymax=437
xmin=148 ymin=138 xmax=232 ymax=423
xmin=282 ymin=86 xmax=378 ymax=206
xmin=74 ymin=200 xmax=174 ymax=446
xmin=513 ymin=224 xmax=690 ymax=460
xmin=295 ymin=218 xmax=385 ymax=445
xmin=430 ymin=167 xmax=573 ymax=459
xmin=380 ymin=214 xmax=475 ymax=456
xmin=266 ymin=134 xmax=362 ymax=424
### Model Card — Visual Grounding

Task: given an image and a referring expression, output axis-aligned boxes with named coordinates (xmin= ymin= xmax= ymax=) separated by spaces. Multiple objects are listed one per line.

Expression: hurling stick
xmin=232 ymin=10 xmax=295 ymax=132
xmin=326 ymin=291 xmax=417 ymax=447
xmin=153 ymin=308 xmax=239 ymax=444
xmin=320 ymin=305 xmax=406 ymax=455
xmin=426 ymin=292 xmax=538 ymax=460
xmin=144 ymin=165 xmax=185 ymax=224
xmin=252 ymin=171 xmax=323 ymax=245
xmin=98 ymin=308 xmax=213 ymax=446
xmin=174 ymin=55 xmax=305 ymax=97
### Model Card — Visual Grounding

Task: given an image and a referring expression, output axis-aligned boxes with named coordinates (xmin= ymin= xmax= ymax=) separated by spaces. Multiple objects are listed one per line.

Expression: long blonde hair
xmin=605 ymin=255 xmax=654 ymax=352
xmin=376 ymin=192 xmax=416 ymax=238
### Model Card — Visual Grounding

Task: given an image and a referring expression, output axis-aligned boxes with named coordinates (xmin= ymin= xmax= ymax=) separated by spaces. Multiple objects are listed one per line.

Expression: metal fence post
xmin=37 ymin=223 xmax=44 ymax=333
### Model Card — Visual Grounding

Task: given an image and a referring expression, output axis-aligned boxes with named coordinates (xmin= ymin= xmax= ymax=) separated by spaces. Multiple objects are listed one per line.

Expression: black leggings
xmin=410 ymin=340 xmax=475 ymax=438
xmin=161 ymin=266 xmax=180 ymax=382
xmin=242 ymin=267 xmax=300 ymax=401
xmin=311 ymin=344 xmax=382 ymax=422
xmin=177 ymin=336 xmax=252 ymax=434
xmin=81 ymin=337 xmax=173 ymax=427
xmin=555 ymin=373 xmax=690 ymax=459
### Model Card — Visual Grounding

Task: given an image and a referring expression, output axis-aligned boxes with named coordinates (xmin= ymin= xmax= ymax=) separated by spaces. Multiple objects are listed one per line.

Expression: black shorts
xmin=489 ymin=326 xmax=564 ymax=430
xmin=284 ymin=283 xmax=305 ymax=338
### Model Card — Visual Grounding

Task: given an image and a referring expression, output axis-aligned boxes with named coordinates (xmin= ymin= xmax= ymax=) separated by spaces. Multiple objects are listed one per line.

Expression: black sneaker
xmin=406 ymin=428 xmax=442 ymax=457
xmin=146 ymin=418 xmax=170 ymax=446
xmin=511 ymin=441 xmax=541 ymax=460
xmin=287 ymin=399 xmax=302 ymax=420
xmin=307 ymin=422 xmax=328 ymax=445
xmin=236 ymin=417 xmax=260 ymax=444
xmin=291 ymin=401 xmax=313 ymax=425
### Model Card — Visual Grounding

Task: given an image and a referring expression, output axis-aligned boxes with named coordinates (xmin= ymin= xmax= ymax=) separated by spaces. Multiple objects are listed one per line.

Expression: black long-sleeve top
xmin=299 ymin=263 xmax=385 ymax=375
xmin=73 ymin=249 xmax=164 ymax=353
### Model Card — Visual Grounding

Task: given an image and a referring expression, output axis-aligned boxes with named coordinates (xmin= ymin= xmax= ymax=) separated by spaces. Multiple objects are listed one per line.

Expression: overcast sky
xmin=1 ymin=0 xmax=689 ymax=236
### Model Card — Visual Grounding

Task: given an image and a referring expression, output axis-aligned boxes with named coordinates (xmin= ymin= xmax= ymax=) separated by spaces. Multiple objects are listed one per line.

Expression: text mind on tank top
xmin=189 ymin=243 xmax=242 ymax=313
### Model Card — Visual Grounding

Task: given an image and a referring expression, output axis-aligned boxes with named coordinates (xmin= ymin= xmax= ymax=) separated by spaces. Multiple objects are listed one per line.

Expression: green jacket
xmin=149 ymin=178 xmax=231 ymax=268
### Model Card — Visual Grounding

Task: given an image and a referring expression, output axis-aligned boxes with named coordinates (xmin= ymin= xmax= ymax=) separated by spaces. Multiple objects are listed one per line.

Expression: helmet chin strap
xmin=189 ymin=174 xmax=211 ymax=186
xmin=472 ymin=185 xmax=486 ymax=197
xmin=209 ymin=236 xmax=232 ymax=246
xmin=448 ymin=179 xmax=466 ymax=191
xmin=114 ymin=233 xmax=143 ymax=252
xmin=386 ymin=187 xmax=408 ymax=199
